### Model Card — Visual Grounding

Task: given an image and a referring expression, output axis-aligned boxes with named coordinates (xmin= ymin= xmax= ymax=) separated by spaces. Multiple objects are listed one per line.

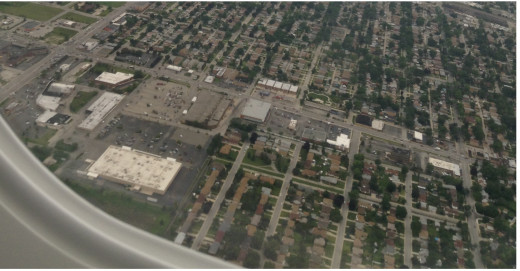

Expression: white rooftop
xmin=372 ymin=119 xmax=384 ymax=131
xmin=95 ymin=72 xmax=133 ymax=85
xmin=414 ymin=131 xmax=423 ymax=141
xmin=167 ymin=65 xmax=182 ymax=72
xmin=241 ymin=99 xmax=271 ymax=122
xmin=204 ymin=75 xmax=214 ymax=83
xmin=428 ymin=157 xmax=460 ymax=176
xmin=48 ymin=82 xmax=75 ymax=95
xmin=327 ymin=133 xmax=351 ymax=149
xmin=36 ymin=110 xmax=57 ymax=124
xmin=78 ymin=92 xmax=124 ymax=131
xmin=36 ymin=94 xmax=60 ymax=111
xmin=88 ymin=145 xmax=182 ymax=195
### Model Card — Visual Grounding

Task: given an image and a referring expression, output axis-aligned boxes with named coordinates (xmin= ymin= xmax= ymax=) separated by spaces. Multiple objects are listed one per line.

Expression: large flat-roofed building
xmin=95 ymin=71 xmax=134 ymax=88
xmin=78 ymin=92 xmax=124 ymax=131
xmin=428 ymin=157 xmax=460 ymax=176
xmin=87 ymin=145 xmax=182 ymax=195
xmin=241 ymin=99 xmax=271 ymax=123
xmin=301 ymin=128 xmax=327 ymax=142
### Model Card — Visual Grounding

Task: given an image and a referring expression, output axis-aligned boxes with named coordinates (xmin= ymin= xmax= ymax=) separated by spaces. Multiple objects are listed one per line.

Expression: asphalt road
xmin=403 ymin=171 xmax=413 ymax=267
xmin=330 ymin=130 xmax=361 ymax=268
xmin=266 ymin=141 xmax=302 ymax=237
xmin=191 ymin=142 xmax=250 ymax=250
xmin=0 ymin=3 xmax=130 ymax=104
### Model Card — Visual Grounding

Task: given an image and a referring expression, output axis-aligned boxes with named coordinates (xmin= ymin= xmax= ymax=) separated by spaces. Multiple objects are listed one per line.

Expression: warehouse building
xmin=428 ymin=157 xmax=460 ymax=176
xmin=87 ymin=145 xmax=182 ymax=195
xmin=36 ymin=94 xmax=61 ymax=111
xmin=94 ymin=71 xmax=134 ymax=88
xmin=78 ymin=92 xmax=124 ymax=131
xmin=45 ymin=82 xmax=75 ymax=97
xmin=240 ymin=99 xmax=271 ymax=123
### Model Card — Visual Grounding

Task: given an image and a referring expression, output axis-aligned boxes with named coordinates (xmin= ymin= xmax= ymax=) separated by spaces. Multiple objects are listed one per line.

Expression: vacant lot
xmin=0 ymin=3 xmax=62 ymax=21
xmin=60 ymin=11 xmax=97 ymax=24
xmin=44 ymin=27 xmax=77 ymax=44
xmin=65 ymin=180 xmax=174 ymax=237
xmin=99 ymin=2 xmax=125 ymax=8
xmin=70 ymin=90 xmax=98 ymax=113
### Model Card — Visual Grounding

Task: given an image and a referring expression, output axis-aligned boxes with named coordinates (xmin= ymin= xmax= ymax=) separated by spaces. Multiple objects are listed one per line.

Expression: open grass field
xmin=70 ymin=91 xmax=98 ymax=113
xmin=60 ymin=11 xmax=97 ymax=24
xmin=99 ymin=2 xmax=125 ymax=8
xmin=65 ymin=180 xmax=174 ymax=237
xmin=44 ymin=27 xmax=77 ymax=45
xmin=0 ymin=3 xmax=62 ymax=21
xmin=26 ymin=128 xmax=57 ymax=146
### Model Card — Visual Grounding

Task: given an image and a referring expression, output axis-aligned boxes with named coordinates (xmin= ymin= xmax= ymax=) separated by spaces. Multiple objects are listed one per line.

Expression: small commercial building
xmin=36 ymin=111 xmax=71 ymax=128
xmin=301 ymin=128 xmax=328 ymax=143
xmin=327 ymin=133 xmax=351 ymax=151
xmin=288 ymin=119 xmax=297 ymax=130
xmin=257 ymin=78 xmax=298 ymax=95
xmin=414 ymin=131 xmax=423 ymax=141
xmin=87 ymin=145 xmax=182 ymax=195
xmin=240 ymin=99 xmax=271 ymax=123
xmin=428 ymin=157 xmax=460 ymax=176
xmin=166 ymin=65 xmax=182 ymax=72
xmin=371 ymin=119 xmax=384 ymax=131
xmin=204 ymin=75 xmax=214 ymax=83
xmin=94 ymin=71 xmax=134 ymax=88
xmin=78 ymin=92 xmax=124 ymax=131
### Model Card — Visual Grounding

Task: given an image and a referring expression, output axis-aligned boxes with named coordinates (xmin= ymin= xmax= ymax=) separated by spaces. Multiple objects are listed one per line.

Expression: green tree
xmin=395 ymin=205 xmax=407 ymax=220
xmin=243 ymin=250 xmax=260 ymax=268
xmin=411 ymin=218 xmax=421 ymax=237
xmin=381 ymin=193 xmax=391 ymax=212
xmin=330 ymin=208 xmax=342 ymax=223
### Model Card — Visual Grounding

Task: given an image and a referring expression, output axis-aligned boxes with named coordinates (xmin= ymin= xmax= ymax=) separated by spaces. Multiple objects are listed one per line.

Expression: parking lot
xmin=383 ymin=124 xmax=403 ymax=138
xmin=360 ymin=134 xmax=411 ymax=167
xmin=122 ymin=79 xmax=193 ymax=126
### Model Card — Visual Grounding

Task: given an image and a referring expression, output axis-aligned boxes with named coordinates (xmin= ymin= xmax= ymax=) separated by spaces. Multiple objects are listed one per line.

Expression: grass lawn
xmin=70 ymin=90 xmax=98 ymax=113
xmin=307 ymin=92 xmax=330 ymax=103
xmin=26 ymin=128 xmax=57 ymax=146
xmin=65 ymin=180 xmax=173 ymax=236
xmin=325 ymin=242 xmax=334 ymax=258
xmin=241 ymin=164 xmax=285 ymax=178
xmin=99 ymin=2 xmax=125 ymax=8
xmin=60 ymin=11 xmax=97 ymax=24
xmin=44 ymin=27 xmax=78 ymax=45
xmin=347 ymin=212 xmax=356 ymax=221
xmin=340 ymin=241 xmax=352 ymax=268
xmin=291 ymin=177 xmax=343 ymax=194
xmin=57 ymin=2 xmax=70 ymax=6
xmin=0 ymin=3 xmax=62 ymax=21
